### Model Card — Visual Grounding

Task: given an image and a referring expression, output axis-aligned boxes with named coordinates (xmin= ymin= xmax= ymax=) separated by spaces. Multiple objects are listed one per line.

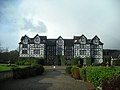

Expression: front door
xmin=80 ymin=58 xmax=84 ymax=65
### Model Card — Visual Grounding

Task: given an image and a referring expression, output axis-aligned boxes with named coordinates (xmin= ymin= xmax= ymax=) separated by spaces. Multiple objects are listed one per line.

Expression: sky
xmin=0 ymin=0 xmax=120 ymax=51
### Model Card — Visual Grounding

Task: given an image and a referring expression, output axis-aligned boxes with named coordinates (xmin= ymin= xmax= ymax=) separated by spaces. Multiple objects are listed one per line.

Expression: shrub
xmin=16 ymin=58 xmax=37 ymax=66
xmin=86 ymin=57 xmax=91 ymax=66
xmin=65 ymin=66 xmax=72 ymax=74
xmin=113 ymin=59 xmax=120 ymax=66
xmin=80 ymin=66 xmax=120 ymax=88
xmin=12 ymin=65 xmax=44 ymax=79
xmin=102 ymin=75 xmax=120 ymax=90
xmin=71 ymin=57 xmax=79 ymax=65
xmin=71 ymin=66 xmax=81 ymax=79
xmin=36 ymin=58 xmax=45 ymax=65
xmin=34 ymin=65 xmax=44 ymax=75
xmin=80 ymin=67 xmax=87 ymax=81
xmin=77 ymin=64 xmax=82 ymax=68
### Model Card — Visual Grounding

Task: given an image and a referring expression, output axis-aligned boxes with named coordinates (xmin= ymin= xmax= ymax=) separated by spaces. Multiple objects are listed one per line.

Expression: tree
xmin=0 ymin=50 xmax=19 ymax=63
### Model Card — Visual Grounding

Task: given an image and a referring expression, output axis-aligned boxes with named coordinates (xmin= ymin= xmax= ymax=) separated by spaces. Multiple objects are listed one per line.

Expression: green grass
xmin=0 ymin=64 xmax=29 ymax=72
xmin=0 ymin=64 xmax=12 ymax=72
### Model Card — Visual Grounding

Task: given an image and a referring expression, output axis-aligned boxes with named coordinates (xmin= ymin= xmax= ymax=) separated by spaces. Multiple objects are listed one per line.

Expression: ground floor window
xmin=22 ymin=50 xmax=27 ymax=54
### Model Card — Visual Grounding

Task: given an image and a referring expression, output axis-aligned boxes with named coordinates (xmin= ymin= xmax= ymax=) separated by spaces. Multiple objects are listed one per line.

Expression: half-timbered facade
xmin=19 ymin=34 xmax=103 ymax=65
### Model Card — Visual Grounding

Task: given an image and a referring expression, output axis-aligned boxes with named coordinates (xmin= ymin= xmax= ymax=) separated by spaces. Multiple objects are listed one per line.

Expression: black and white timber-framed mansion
xmin=19 ymin=34 xmax=103 ymax=65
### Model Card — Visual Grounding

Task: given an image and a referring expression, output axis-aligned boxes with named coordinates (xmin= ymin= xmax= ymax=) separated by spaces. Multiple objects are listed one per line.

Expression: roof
xmin=64 ymin=39 xmax=74 ymax=46
xmin=46 ymin=39 xmax=56 ymax=45
xmin=19 ymin=34 xmax=47 ymax=44
xmin=19 ymin=34 xmax=103 ymax=45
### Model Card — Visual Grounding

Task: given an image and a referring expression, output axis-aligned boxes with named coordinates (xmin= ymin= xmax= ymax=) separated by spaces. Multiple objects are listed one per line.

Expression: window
xmin=34 ymin=50 xmax=40 ymax=54
xmin=34 ymin=44 xmax=39 ymax=48
xmin=35 ymin=37 xmax=40 ymax=42
xmin=22 ymin=50 xmax=27 ymax=54
xmin=80 ymin=50 xmax=86 ymax=55
xmin=23 ymin=38 xmax=28 ymax=43
xmin=22 ymin=44 xmax=27 ymax=48
xmin=80 ymin=44 xmax=86 ymax=49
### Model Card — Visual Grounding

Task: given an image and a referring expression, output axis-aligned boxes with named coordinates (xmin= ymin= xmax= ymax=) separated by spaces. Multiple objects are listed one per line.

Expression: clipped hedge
xmin=102 ymin=75 xmax=120 ymax=90
xmin=71 ymin=66 xmax=81 ymax=79
xmin=12 ymin=65 xmax=44 ymax=79
xmin=65 ymin=66 xmax=72 ymax=74
xmin=80 ymin=66 xmax=120 ymax=89
xmin=65 ymin=65 xmax=81 ymax=80
xmin=113 ymin=59 xmax=120 ymax=66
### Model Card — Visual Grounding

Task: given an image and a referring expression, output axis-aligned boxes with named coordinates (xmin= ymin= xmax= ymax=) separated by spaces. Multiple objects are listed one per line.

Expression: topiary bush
xmin=71 ymin=66 xmax=81 ymax=79
xmin=65 ymin=66 xmax=72 ymax=74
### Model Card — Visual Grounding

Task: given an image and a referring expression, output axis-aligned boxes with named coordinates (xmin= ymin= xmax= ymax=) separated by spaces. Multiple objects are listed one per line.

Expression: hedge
xmin=80 ymin=66 xmax=120 ymax=89
xmin=112 ymin=59 xmax=120 ymax=66
xmin=12 ymin=65 xmax=44 ymax=79
xmin=65 ymin=65 xmax=81 ymax=79
xmin=65 ymin=66 xmax=72 ymax=74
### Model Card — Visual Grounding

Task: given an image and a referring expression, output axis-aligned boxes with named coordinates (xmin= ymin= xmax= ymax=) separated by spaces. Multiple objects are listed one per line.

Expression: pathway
xmin=0 ymin=66 xmax=95 ymax=90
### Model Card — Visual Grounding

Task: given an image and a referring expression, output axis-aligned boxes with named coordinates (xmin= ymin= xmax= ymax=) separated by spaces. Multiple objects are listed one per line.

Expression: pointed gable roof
xmin=91 ymin=35 xmax=103 ymax=45
xmin=79 ymin=34 xmax=87 ymax=39
xmin=56 ymin=36 xmax=64 ymax=40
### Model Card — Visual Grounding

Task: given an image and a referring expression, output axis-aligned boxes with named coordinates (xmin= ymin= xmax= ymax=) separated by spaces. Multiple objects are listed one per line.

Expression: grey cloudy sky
xmin=0 ymin=0 xmax=120 ymax=50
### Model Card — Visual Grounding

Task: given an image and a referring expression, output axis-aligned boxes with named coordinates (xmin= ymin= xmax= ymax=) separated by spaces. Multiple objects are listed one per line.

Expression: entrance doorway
xmin=79 ymin=58 xmax=84 ymax=65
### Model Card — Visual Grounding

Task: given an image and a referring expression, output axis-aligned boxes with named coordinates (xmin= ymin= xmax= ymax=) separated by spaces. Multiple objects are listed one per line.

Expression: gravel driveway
xmin=0 ymin=66 xmax=95 ymax=90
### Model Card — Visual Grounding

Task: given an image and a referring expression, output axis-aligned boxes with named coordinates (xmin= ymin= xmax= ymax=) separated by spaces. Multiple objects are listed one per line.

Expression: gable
xmin=79 ymin=35 xmax=87 ymax=44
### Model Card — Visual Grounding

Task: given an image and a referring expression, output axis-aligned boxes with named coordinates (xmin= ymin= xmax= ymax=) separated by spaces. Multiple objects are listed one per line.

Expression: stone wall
xmin=0 ymin=70 xmax=13 ymax=80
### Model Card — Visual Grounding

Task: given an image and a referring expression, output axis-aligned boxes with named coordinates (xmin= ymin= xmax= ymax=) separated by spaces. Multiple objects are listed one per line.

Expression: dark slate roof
xmin=46 ymin=39 xmax=56 ymax=45
xmin=99 ymin=41 xmax=104 ymax=45
xmin=28 ymin=38 xmax=34 ymax=44
xmin=56 ymin=36 xmax=63 ymax=40
xmin=19 ymin=34 xmax=47 ymax=44
xmin=91 ymin=35 xmax=100 ymax=41
xmin=73 ymin=36 xmax=81 ymax=40
xmin=64 ymin=39 xmax=74 ymax=46
xmin=19 ymin=34 xmax=103 ymax=45
xmin=86 ymin=39 xmax=92 ymax=44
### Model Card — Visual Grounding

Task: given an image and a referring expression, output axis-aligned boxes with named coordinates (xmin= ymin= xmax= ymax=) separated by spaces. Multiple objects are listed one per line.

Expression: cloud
xmin=23 ymin=18 xmax=47 ymax=34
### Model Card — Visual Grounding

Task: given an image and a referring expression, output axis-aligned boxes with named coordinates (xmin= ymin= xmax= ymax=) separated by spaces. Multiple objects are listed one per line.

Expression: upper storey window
xmin=23 ymin=37 xmax=28 ymax=44
xmin=92 ymin=35 xmax=100 ymax=45
xmin=79 ymin=35 xmax=87 ymax=44
xmin=56 ymin=37 xmax=64 ymax=45
xmin=93 ymin=37 xmax=99 ymax=44
xmin=81 ymin=37 xmax=85 ymax=42
xmin=34 ymin=36 xmax=40 ymax=43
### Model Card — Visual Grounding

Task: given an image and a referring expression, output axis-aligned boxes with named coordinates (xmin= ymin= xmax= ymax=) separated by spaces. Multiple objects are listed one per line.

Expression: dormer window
xmin=94 ymin=38 xmax=99 ymax=44
xmin=23 ymin=38 xmax=28 ymax=44
xmin=36 ymin=38 xmax=40 ymax=42
xmin=35 ymin=36 xmax=40 ymax=43
xmin=95 ymin=39 xmax=98 ymax=43
xmin=81 ymin=37 xmax=84 ymax=42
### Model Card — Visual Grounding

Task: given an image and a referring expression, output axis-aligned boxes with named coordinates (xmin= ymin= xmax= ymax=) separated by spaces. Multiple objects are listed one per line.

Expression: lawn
xmin=0 ymin=64 xmax=12 ymax=72
xmin=0 ymin=64 xmax=29 ymax=72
